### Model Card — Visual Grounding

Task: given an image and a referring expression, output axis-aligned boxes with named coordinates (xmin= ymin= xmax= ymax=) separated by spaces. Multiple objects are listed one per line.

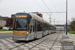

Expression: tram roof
xmin=15 ymin=12 xmax=56 ymax=27
xmin=29 ymin=13 xmax=56 ymax=27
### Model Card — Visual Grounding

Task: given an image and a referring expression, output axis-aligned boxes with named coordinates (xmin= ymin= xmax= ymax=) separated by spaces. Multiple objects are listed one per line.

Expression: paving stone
xmin=0 ymin=32 xmax=62 ymax=50
xmin=39 ymin=48 xmax=46 ymax=50
xmin=51 ymin=48 xmax=60 ymax=50
xmin=17 ymin=48 xmax=24 ymax=50
xmin=5 ymin=38 xmax=14 ymax=43
xmin=31 ymin=47 xmax=39 ymax=50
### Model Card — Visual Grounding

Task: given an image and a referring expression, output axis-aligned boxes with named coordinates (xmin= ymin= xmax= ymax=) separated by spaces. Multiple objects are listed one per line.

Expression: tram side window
xmin=46 ymin=24 xmax=48 ymax=30
xmin=34 ymin=20 xmax=36 ymax=32
xmin=47 ymin=25 xmax=49 ymax=30
xmin=32 ymin=20 xmax=35 ymax=32
xmin=31 ymin=19 xmax=36 ymax=32
xmin=49 ymin=26 xmax=51 ymax=30
xmin=42 ymin=23 xmax=44 ymax=31
xmin=45 ymin=23 xmax=47 ymax=30
xmin=43 ymin=23 xmax=46 ymax=31
xmin=37 ymin=21 xmax=42 ymax=31
xmin=53 ymin=27 xmax=54 ymax=30
xmin=55 ymin=27 xmax=56 ymax=30
xmin=53 ymin=27 xmax=56 ymax=30
xmin=51 ymin=27 xmax=54 ymax=30
xmin=27 ymin=14 xmax=32 ymax=24
xmin=48 ymin=25 xmax=49 ymax=29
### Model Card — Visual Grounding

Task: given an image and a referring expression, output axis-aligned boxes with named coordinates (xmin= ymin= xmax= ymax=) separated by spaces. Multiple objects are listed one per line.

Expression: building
xmin=55 ymin=25 xmax=69 ymax=31
xmin=0 ymin=16 xmax=8 ymax=28
xmin=55 ymin=25 xmax=66 ymax=31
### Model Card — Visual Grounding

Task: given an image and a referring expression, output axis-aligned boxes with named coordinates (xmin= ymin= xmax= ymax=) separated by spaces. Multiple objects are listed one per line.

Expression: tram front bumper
xmin=13 ymin=35 xmax=28 ymax=41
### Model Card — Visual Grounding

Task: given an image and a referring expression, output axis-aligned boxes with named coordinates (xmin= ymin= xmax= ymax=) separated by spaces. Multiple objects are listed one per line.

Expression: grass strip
xmin=68 ymin=31 xmax=75 ymax=34
xmin=0 ymin=29 xmax=12 ymax=31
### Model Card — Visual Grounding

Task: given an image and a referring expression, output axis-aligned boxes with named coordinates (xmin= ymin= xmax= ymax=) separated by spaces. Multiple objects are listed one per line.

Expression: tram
xmin=12 ymin=12 xmax=56 ymax=41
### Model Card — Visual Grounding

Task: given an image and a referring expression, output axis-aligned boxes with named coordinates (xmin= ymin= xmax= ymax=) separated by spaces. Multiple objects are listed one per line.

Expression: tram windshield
xmin=13 ymin=13 xmax=32 ymax=30
xmin=14 ymin=18 xmax=30 ymax=30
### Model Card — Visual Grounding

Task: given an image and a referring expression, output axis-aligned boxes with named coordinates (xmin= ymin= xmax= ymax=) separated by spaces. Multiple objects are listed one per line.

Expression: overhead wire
xmin=51 ymin=0 xmax=58 ymax=24
xmin=51 ymin=0 xmax=66 ymax=25
xmin=34 ymin=0 xmax=65 ymax=24
xmin=34 ymin=0 xmax=45 ymax=11
xmin=42 ymin=0 xmax=51 ymax=12
xmin=42 ymin=0 xmax=54 ymax=24
xmin=52 ymin=0 xmax=57 ymax=13
xmin=58 ymin=4 xmax=66 ymax=12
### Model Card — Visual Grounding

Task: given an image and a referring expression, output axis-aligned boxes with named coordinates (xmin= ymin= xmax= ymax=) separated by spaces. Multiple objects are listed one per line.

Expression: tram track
xmin=0 ymin=32 xmax=60 ymax=50
xmin=29 ymin=35 xmax=51 ymax=50
xmin=29 ymin=32 xmax=60 ymax=50
xmin=49 ymin=32 xmax=60 ymax=50
xmin=9 ymin=32 xmax=59 ymax=50
xmin=8 ymin=33 xmax=53 ymax=50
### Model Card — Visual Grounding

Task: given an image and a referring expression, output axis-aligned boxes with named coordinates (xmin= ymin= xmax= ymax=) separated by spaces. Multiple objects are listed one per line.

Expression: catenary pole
xmin=66 ymin=0 xmax=68 ymax=35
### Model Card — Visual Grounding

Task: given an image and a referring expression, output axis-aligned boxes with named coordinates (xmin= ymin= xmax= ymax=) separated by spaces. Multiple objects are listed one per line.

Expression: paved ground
xmin=61 ymin=32 xmax=75 ymax=50
xmin=0 ymin=32 xmax=62 ymax=50
xmin=0 ymin=31 xmax=75 ymax=50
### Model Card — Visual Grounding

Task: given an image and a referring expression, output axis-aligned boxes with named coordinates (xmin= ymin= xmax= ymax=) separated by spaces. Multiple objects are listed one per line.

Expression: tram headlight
xmin=27 ymin=32 xmax=29 ymax=34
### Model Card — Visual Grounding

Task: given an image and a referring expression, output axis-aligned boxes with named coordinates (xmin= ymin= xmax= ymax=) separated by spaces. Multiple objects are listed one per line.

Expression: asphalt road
xmin=0 ymin=33 xmax=13 ymax=39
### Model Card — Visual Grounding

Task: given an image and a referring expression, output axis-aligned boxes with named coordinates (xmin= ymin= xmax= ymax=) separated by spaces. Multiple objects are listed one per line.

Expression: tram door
xmin=29 ymin=19 xmax=36 ymax=40
xmin=36 ymin=21 xmax=42 ymax=38
xmin=34 ymin=20 xmax=37 ymax=38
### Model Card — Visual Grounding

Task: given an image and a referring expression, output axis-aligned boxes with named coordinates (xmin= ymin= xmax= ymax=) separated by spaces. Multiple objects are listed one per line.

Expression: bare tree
xmin=69 ymin=17 xmax=75 ymax=31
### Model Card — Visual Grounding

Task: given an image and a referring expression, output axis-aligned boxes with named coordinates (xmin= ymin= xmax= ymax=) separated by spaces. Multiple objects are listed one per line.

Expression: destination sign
xmin=16 ymin=15 xmax=27 ymax=18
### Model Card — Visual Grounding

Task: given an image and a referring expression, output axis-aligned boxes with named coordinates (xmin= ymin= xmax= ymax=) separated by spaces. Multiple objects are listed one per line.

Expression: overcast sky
xmin=0 ymin=0 xmax=75 ymax=25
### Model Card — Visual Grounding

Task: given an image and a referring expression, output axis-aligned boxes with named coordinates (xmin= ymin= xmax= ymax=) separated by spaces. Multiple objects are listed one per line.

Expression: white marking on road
xmin=0 ymin=39 xmax=15 ymax=48
xmin=5 ymin=38 xmax=14 ymax=42
xmin=31 ymin=47 xmax=39 ymax=50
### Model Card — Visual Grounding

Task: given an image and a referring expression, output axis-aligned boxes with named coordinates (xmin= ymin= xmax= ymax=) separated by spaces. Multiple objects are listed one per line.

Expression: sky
xmin=0 ymin=0 xmax=75 ymax=25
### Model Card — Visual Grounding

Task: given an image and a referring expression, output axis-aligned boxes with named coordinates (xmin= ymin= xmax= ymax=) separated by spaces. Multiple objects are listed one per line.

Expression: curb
xmin=61 ymin=39 xmax=73 ymax=43
xmin=61 ymin=33 xmax=75 ymax=43
xmin=0 ymin=31 xmax=13 ymax=33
